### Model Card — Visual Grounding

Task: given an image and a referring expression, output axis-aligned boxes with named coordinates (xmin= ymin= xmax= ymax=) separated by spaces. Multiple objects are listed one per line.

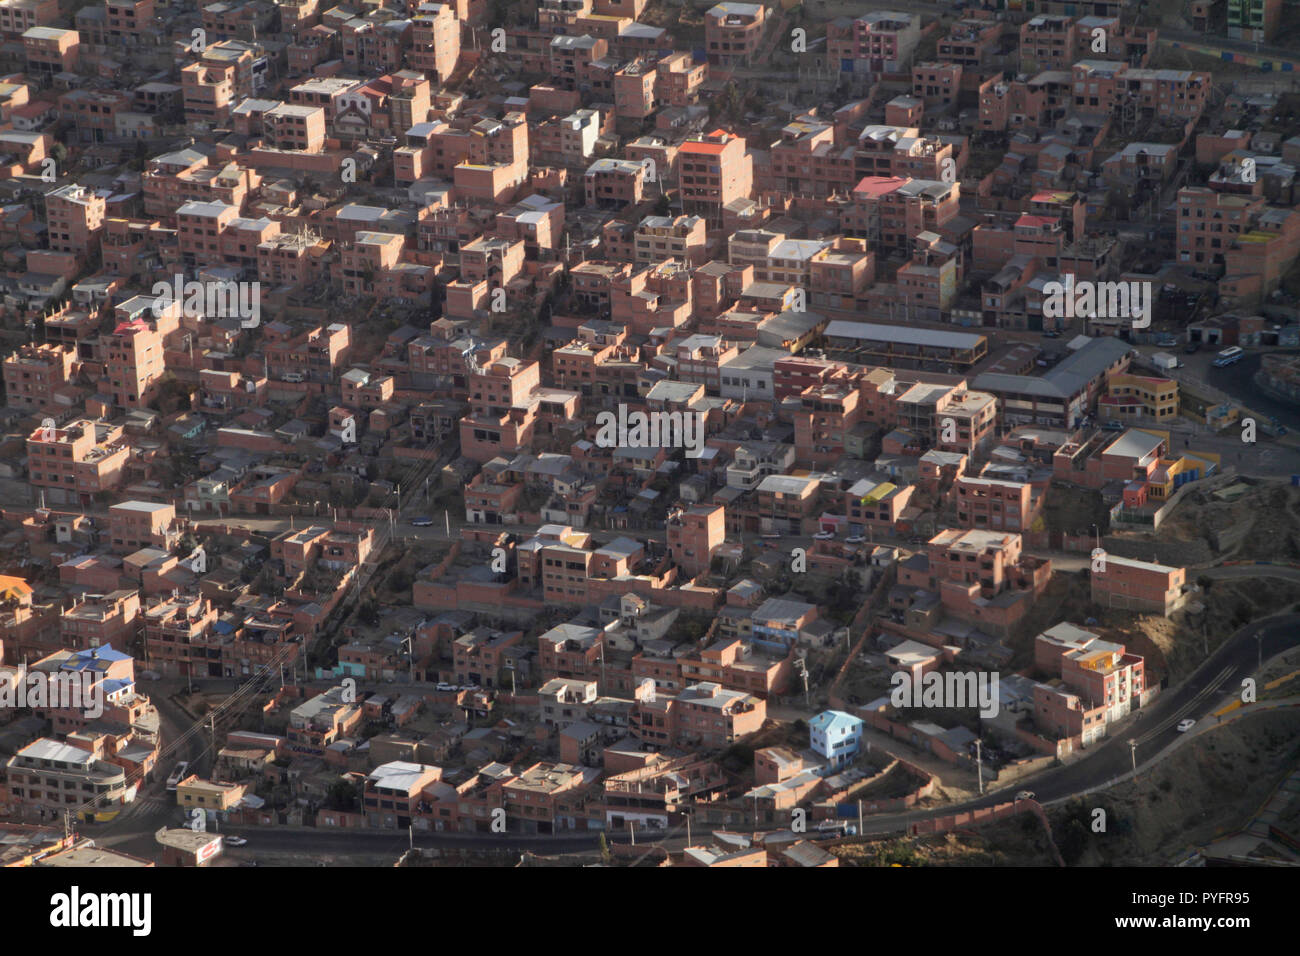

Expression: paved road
xmin=1207 ymin=351 xmax=1300 ymax=433
xmin=85 ymin=689 xmax=210 ymax=856
xmin=89 ymin=611 xmax=1298 ymax=860
xmin=812 ymin=611 xmax=1300 ymax=837
xmin=92 ymin=821 xmax=604 ymax=861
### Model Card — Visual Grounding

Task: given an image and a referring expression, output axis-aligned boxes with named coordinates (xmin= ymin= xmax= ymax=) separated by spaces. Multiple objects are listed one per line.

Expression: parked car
xmin=845 ymin=535 xmax=866 ymax=544
xmin=410 ymin=516 xmax=435 ymax=527
xmin=1041 ymin=328 xmax=1061 ymax=338
xmin=435 ymin=682 xmax=455 ymax=692
xmin=813 ymin=531 xmax=836 ymax=540
xmin=1015 ymin=790 xmax=1035 ymax=801
xmin=226 ymin=836 xmax=247 ymax=847
xmin=1177 ymin=718 xmax=1196 ymax=733
xmin=1101 ymin=420 xmax=1126 ymax=432
xmin=1184 ymin=342 xmax=1199 ymax=354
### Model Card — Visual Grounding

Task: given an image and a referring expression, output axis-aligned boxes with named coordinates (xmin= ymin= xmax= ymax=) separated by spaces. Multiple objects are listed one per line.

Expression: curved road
xmin=89 ymin=609 xmax=1299 ymax=860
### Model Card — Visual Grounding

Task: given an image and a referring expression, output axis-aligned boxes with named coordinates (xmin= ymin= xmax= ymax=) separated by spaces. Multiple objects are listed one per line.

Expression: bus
xmin=1212 ymin=346 xmax=1244 ymax=367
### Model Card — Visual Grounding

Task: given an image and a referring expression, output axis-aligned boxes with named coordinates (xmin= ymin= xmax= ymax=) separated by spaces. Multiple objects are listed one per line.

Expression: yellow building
xmin=1146 ymin=452 xmax=1220 ymax=500
xmin=1102 ymin=373 xmax=1179 ymax=421
xmin=176 ymin=776 xmax=247 ymax=812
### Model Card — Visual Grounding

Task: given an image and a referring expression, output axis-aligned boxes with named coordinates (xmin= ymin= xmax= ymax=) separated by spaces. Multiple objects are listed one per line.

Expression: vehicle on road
xmin=166 ymin=762 xmax=190 ymax=791
xmin=435 ymin=682 xmax=455 ymax=692
xmin=1101 ymin=420 xmax=1126 ymax=432
xmin=813 ymin=530 xmax=836 ymax=540
xmin=226 ymin=836 xmax=247 ymax=847
xmin=1015 ymin=790 xmax=1035 ymax=801
xmin=1177 ymin=718 xmax=1196 ymax=733
xmin=1184 ymin=342 xmax=1199 ymax=354
xmin=845 ymin=535 xmax=866 ymax=544
xmin=1041 ymin=328 xmax=1061 ymax=338
xmin=1212 ymin=345 xmax=1243 ymax=367
xmin=410 ymin=516 xmax=435 ymax=527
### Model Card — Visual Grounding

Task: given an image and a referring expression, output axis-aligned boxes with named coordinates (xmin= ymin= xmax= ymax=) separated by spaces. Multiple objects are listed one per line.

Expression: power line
xmin=69 ymin=392 xmax=455 ymax=830
xmin=68 ymin=638 xmax=301 ymax=824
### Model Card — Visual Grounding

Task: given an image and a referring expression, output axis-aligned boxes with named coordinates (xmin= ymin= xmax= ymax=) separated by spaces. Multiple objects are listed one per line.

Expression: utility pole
xmin=1128 ymin=738 xmax=1137 ymax=776
xmin=857 ymin=799 xmax=863 ymax=836
xmin=975 ymin=739 xmax=984 ymax=795
xmin=629 ymin=820 xmax=635 ymax=846
xmin=401 ymin=635 xmax=415 ymax=684
xmin=794 ymin=656 xmax=810 ymax=709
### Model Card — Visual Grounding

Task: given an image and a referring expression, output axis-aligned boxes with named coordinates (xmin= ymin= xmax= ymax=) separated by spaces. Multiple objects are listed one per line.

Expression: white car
xmin=1015 ymin=790 xmax=1035 ymax=801
xmin=1177 ymin=718 xmax=1196 ymax=733
xmin=410 ymin=516 xmax=435 ymax=528
xmin=225 ymin=836 xmax=247 ymax=847
xmin=166 ymin=762 xmax=190 ymax=792
xmin=435 ymin=682 xmax=455 ymax=692
xmin=845 ymin=535 xmax=866 ymax=544
xmin=813 ymin=531 xmax=836 ymax=540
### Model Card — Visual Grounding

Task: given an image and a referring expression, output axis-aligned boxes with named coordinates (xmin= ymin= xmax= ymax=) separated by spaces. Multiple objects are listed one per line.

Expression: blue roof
xmin=61 ymin=644 xmax=131 ymax=672
xmin=810 ymin=709 xmax=863 ymax=733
